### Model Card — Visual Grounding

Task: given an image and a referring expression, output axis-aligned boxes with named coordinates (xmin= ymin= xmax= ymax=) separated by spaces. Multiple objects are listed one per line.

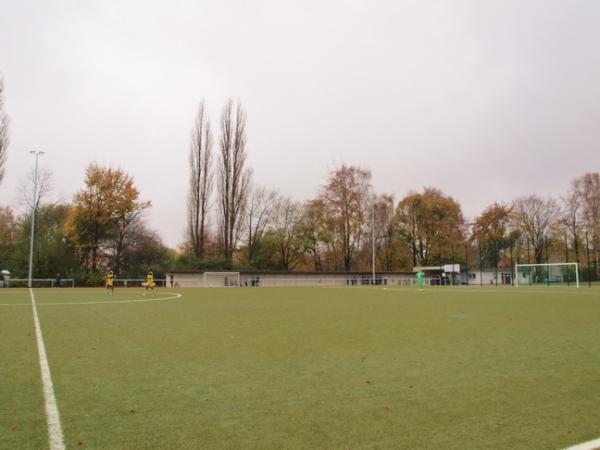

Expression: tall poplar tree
xmin=0 ymin=76 xmax=9 ymax=185
xmin=187 ymin=100 xmax=213 ymax=258
xmin=217 ymin=99 xmax=250 ymax=261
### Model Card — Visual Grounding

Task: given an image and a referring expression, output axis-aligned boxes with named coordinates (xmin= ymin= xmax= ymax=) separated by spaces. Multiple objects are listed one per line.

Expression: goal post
xmin=202 ymin=272 xmax=240 ymax=287
xmin=514 ymin=263 xmax=579 ymax=288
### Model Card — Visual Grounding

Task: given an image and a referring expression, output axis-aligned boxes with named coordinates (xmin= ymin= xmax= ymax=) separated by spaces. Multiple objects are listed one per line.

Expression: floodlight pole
xmin=27 ymin=150 xmax=44 ymax=288
xmin=585 ymin=232 xmax=591 ymax=287
xmin=371 ymin=193 xmax=375 ymax=285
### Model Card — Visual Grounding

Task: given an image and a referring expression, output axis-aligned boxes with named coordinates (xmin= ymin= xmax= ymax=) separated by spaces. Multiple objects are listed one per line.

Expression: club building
xmin=414 ymin=265 xmax=514 ymax=286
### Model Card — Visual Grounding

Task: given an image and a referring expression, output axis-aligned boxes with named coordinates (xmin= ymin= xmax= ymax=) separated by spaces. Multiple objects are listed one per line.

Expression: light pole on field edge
xmin=27 ymin=150 xmax=44 ymax=288
xmin=372 ymin=195 xmax=375 ymax=285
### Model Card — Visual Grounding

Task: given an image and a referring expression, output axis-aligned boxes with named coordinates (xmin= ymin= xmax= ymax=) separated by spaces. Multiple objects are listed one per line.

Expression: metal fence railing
xmin=1 ymin=278 xmax=76 ymax=288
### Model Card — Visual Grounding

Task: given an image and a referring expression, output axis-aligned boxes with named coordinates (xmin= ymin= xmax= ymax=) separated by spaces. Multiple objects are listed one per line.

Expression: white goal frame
xmin=202 ymin=272 xmax=240 ymax=287
xmin=514 ymin=263 xmax=579 ymax=288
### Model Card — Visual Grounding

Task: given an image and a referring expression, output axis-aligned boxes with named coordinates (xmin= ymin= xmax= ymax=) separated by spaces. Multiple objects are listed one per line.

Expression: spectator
xmin=1 ymin=270 xmax=10 ymax=288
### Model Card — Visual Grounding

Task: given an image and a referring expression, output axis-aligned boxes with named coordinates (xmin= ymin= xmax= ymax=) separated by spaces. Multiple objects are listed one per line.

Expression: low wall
xmin=168 ymin=271 xmax=417 ymax=288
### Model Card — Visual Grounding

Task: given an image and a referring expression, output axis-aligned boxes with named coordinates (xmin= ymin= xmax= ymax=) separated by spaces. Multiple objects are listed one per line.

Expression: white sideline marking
xmin=41 ymin=292 xmax=182 ymax=305
xmin=564 ymin=437 xmax=600 ymax=450
xmin=0 ymin=292 xmax=182 ymax=306
xmin=29 ymin=288 xmax=65 ymax=450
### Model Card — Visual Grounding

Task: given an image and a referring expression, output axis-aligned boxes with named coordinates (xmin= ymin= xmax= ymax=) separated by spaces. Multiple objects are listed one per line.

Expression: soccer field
xmin=1 ymin=286 xmax=599 ymax=450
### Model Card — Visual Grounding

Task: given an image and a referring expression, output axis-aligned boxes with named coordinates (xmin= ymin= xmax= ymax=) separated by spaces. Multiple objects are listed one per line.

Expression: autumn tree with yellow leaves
xmin=318 ymin=165 xmax=372 ymax=271
xmin=64 ymin=164 xmax=150 ymax=271
xmin=472 ymin=203 xmax=517 ymax=269
xmin=397 ymin=188 xmax=465 ymax=267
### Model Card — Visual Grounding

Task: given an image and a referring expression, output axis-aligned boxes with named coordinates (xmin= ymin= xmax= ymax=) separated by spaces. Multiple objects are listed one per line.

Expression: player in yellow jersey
xmin=143 ymin=269 xmax=156 ymax=296
xmin=105 ymin=270 xmax=114 ymax=295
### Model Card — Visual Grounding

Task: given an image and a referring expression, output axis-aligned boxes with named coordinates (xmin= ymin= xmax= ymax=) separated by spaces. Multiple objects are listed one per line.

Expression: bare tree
xmin=242 ymin=185 xmax=278 ymax=264
xmin=561 ymin=178 xmax=583 ymax=263
xmin=20 ymin=167 xmax=53 ymax=213
xmin=108 ymin=200 xmax=150 ymax=275
xmin=576 ymin=173 xmax=600 ymax=276
xmin=298 ymin=199 xmax=328 ymax=271
xmin=270 ymin=196 xmax=304 ymax=270
xmin=217 ymin=99 xmax=251 ymax=261
xmin=373 ymin=194 xmax=399 ymax=271
xmin=511 ymin=195 xmax=558 ymax=264
xmin=0 ymin=76 xmax=9 ymax=185
xmin=187 ymin=100 xmax=213 ymax=258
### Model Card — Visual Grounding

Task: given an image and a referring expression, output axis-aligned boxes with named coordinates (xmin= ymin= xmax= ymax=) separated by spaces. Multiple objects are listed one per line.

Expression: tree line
xmin=0 ymin=83 xmax=598 ymax=282
xmin=181 ymin=99 xmax=599 ymax=280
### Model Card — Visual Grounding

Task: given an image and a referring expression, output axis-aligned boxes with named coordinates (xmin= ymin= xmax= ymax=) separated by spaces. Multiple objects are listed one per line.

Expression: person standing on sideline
xmin=143 ymin=269 xmax=156 ymax=296
xmin=1 ymin=270 xmax=9 ymax=288
xmin=105 ymin=270 xmax=114 ymax=295
xmin=416 ymin=270 xmax=425 ymax=291
xmin=55 ymin=272 xmax=61 ymax=288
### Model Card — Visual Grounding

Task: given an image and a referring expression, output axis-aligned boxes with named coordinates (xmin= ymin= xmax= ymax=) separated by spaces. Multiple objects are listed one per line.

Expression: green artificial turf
xmin=0 ymin=289 xmax=47 ymax=450
xmin=1 ymin=286 xmax=599 ymax=449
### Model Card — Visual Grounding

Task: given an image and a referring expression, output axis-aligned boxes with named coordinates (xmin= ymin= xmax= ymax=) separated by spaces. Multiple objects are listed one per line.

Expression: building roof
xmin=168 ymin=269 xmax=414 ymax=276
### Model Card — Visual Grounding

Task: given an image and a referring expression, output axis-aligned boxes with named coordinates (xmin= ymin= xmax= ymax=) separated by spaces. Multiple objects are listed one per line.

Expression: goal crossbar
xmin=514 ymin=263 xmax=579 ymax=288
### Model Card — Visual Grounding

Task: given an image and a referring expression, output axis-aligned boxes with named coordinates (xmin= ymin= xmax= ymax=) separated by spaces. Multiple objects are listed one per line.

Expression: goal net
xmin=514 ymin=263 xmax=579 ymax=288
xmin=202 ymin=272 xmax=240 ymax=287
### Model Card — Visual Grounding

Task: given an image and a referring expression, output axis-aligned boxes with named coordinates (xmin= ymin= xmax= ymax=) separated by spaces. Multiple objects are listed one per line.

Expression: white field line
xmin=29 ymin=288 xmax=65 ymax=450
xmin=0 ymin=292 xmax=182 ymax=307
xmin=376 ymin=287 xmax=600 ymax=296
xmin=40 ymin=292 xmax=182 ymax=306
xmin=563 ymin=437 xmax=600 ymax=450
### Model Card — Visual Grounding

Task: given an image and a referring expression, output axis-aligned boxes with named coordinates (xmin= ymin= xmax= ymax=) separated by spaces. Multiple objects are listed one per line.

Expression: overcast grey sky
xmin=1 ymin=0 xmax=599 ymax=247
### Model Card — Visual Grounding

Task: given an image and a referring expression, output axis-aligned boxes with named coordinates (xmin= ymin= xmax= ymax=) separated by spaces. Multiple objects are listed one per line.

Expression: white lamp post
xmin=371 ymin=192 xmax=376 ymax=285
xmin=27 ymin=150 xmax=45 ymax=288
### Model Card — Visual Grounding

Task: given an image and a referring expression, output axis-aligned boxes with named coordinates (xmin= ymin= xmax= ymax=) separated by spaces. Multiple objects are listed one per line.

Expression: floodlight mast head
xmin=27 ymin=150 xmax=45 ymax=288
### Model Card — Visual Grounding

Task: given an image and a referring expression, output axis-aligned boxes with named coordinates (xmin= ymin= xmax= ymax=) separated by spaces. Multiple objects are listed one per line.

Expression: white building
xmin=166 ymin=270 xmax=416 ymax=288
